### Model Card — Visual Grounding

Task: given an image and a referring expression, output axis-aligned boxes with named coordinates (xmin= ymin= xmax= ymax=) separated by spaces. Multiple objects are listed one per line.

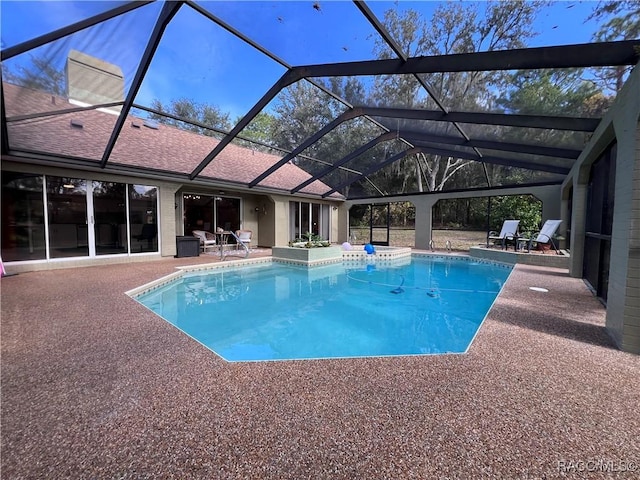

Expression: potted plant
xmin=288 ymin=231 xmax=331 ymax=248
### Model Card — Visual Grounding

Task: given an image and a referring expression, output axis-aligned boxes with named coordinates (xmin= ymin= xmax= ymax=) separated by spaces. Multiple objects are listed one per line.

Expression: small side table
xmin=516 ymin=237 xmax=530 ymax=252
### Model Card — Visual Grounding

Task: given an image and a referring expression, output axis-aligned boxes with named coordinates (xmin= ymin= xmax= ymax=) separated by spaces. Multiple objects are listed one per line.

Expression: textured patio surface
xmin=2 ymin=254 xmax=639 ymax=479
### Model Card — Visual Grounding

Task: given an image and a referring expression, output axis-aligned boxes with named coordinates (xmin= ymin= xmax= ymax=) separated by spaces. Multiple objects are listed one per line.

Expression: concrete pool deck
xmin=2 ymin=252 xmax=639 ymax=478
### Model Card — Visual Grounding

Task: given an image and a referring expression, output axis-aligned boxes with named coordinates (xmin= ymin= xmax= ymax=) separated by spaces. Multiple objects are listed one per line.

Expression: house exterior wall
xmin=267 ymin=195 xmax=340 ymax=247
xmin=622 ymin=122 xmax=640 ymax=353
xmin=268 ymin=195 xmax=287 ymax=248
xmin=1 ymin=160 xmax=166 ymax=271
xmin=239 ymin=194 xmax=262 ymax=246
xmin=563 ymin=61 xmax=640 ymax=354
xmin=1 ymin=160 xmax=342 ymax=270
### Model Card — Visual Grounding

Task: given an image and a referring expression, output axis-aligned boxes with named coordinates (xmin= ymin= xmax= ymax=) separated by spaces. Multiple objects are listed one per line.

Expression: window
xmin=289 ymin=201 xmax=330 ymax=241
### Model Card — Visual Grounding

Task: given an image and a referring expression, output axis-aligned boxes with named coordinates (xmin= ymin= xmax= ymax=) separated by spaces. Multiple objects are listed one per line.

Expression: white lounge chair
xmin=192 ymin=230 xmax=217 ymax=253
xmin=487 ymin=220 xmax=520 ymax=249
xmin=527 ymin=220 xmax=562 ymax=253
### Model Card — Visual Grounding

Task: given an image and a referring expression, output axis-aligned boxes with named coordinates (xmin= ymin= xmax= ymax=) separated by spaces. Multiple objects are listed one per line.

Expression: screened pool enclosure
xmin=1 ymin=1 xmax=638 ymax=199
xmin=2 ymin=1 xmax=640 ymax=353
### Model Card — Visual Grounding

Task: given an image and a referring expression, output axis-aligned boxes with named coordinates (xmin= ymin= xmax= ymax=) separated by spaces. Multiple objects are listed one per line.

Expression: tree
xmin=489 ymin=195 xmax=541 ymax=234
xmin=491 ymin=67 xmax=611 ymax=187
xmin=148 ymin=98 xmax=231 ymax=137
xmin=590 ymin=1 xmax=640 ymax=40
xmin=270 ymin=80 xmax=355 ymax=150
xmin=499 ymin=69 xmax=606 ymax=117
xmin=238 ymin=111 xmax=276 ymax=146
xmin=588 ymin=0 xmax=640 ymax=93
xmin=2 ymin=54 xmax=65 ymax=95
xmin=364 ymin=1 xmax=547 ymax=195
xmin=267 ymin=79 xmax=381 ymax=196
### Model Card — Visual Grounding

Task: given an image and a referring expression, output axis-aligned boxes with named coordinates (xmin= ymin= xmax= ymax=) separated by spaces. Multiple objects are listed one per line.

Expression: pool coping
xmin=125 ymin=251 xmax=513 ymax=299
xmin=127 ymin=252 xmax=515 ymax=362
xmin=124 ymin=256 xmax=273 ymax=297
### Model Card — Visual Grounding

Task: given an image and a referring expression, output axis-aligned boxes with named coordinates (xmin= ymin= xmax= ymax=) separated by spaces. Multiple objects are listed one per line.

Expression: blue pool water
xmin=134 ymin=256 xmax=512 ymax=361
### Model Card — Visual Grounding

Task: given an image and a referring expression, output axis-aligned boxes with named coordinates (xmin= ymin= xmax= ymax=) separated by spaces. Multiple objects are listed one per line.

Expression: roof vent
xmin=143 ymin=120 xmax=159 ymax=130
xmin=70 ymin=119 xmax=84 ymax=129
xmin=132 ymin=121 xmax=142 ymax=128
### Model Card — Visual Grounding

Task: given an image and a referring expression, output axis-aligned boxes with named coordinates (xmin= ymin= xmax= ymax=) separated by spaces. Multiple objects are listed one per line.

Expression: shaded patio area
xmin=2 ymin=255 xmax=639 ymax=478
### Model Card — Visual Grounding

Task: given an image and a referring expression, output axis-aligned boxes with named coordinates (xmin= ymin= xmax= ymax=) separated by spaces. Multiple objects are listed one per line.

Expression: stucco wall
xmin=563 ymin=61 xmax=640 ymax=353
xmin=1 ymin=160 xmax=341 ymax=268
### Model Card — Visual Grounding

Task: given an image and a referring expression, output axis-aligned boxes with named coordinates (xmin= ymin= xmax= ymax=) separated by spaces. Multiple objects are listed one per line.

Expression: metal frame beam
xmin=296 ymin=40 xmax=640 ymax=78
xmin=408 ymin=145 xmax=569 ymax=174
xmin=248 ymin=109 xmax=363 ymax=187
xmin=354 ymin=0 xmax=491 ymax=187
xmin=191 ymin=40 xmax=617 ymax=182
xmin=399 ymin=130 xmax=581 ymax=159
xmin=321 ymin=143 xmax=569 ymax=199
xmin=186 ymin=1 xmax=290 ymax=67
xmin=187 ymin=0 xmax=392 ymax=186
xmin=100 ymin=1 xmax=183 ymax=168
xmin=323 ymin=148 xmax=421 ymax=198
xmin=363 ymin=106 xmax=599 ymax=131
xmin=5 ymin=102 xmax=125 ymax=123
xmin=189 ymin=69 xmax=302 ymax=179
xmin=291 ymin=131 xmax=397 ymax=194
xmin=134 ymin=103 xmax=285 ymax=155
xmin=346 ymin=180 xmax=564 ymax=201
xmin=247 ymin=104 xmax=594 ymax=188
xmin=291 ymin=128 xmax=575 ymax=194
xmin=1 ymin=1 xmax=154 ymax=61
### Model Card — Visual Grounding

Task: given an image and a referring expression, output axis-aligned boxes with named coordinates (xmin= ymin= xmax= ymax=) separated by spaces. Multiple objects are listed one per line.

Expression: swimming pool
xmin=133 ymin=256 xmax=512 ymax=361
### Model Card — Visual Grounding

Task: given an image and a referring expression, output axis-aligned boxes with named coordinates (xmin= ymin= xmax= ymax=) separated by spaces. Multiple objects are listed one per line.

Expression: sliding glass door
xmin=46 ymin=177 xmax=89 ymax=258
xmin=1 ymin=172 xmax=46 ymax=262
xmin=129 ymin=185 xmax=158 ymax=253
xmin=1 ymin=172 xmax=158 ymax=262
xmin=182 ymin=193 xmax=241 ymax=236
xmin=93 ymin=181 xmax=127 ymax=256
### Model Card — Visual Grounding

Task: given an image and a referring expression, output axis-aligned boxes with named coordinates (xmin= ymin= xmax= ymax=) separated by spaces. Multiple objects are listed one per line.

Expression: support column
xmin=534 ymin=188 xmax=562 ymax=224
xmin=413 ymin=197 xmax=437 ymax=250
xmin=160 ymin=182 xmax=180 ymax=257
xmin=568 ymin=177 xmax=588 ymax=278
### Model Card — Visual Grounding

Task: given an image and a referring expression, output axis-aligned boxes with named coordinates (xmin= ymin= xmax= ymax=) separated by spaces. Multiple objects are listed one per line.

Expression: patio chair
xmin=235 ymin=230 xmax=252 ymax=249
xmin=526 ymin=220 xmax=563 ymax=254
xmin=487 ymin=220 xmax=520 ymax=250
xmin=192 ymin=230 xmax=217 ymax=253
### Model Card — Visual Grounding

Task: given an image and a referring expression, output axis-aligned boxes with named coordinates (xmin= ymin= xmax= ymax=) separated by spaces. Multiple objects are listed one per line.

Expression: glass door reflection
xmin=46 ymin=177 xmax=89 ymax=258
xmin=93 ymin=181 xmax=127 ymax=255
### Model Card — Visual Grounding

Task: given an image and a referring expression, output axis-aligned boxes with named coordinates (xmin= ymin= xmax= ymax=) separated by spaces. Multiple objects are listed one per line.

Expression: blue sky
xmin=1 ymin=1 xmax=605 ymax=120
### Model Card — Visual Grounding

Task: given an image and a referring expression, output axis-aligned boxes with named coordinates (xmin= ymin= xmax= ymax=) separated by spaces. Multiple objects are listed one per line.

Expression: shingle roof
xmin=3 ymin=82 xmax=343 ymax=199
